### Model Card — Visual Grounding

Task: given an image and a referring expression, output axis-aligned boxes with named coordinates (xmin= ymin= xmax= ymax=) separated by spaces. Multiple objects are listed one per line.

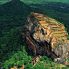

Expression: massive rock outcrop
xmin=22 ymin=12 xmax=69 ymax=64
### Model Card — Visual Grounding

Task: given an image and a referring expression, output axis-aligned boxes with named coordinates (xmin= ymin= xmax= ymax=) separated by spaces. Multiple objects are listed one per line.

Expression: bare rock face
xmin=22 ymin=12 xmax=69 ymax=63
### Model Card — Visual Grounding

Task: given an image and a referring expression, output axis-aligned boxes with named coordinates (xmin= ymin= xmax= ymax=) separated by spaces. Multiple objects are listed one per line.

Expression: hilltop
xmin=0 ymin=0 xmax=69 ymax=4
xmin=0 ymin=0 xmax=69 ymax=69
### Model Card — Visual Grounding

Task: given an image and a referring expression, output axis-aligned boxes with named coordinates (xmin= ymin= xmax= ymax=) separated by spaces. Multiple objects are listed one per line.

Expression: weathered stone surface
xmin=22 ymin=12 xmax=69 ymax=63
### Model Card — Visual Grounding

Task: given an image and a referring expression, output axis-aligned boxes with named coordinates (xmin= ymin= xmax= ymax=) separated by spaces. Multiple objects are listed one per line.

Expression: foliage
xmin=0 ymin=0 xmax=69 ymax=4
xmin=3 ymin=49 xmax=32 ymax=69
xmin=0 ymin=0 xmax=69 ymax=69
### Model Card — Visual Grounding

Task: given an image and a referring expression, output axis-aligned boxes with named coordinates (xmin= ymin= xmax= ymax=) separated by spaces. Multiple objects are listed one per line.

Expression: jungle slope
xmin=0 ymin=0 xmax=69 ymax=4
xmin=0 ymin=0 xmax=69 ymax=69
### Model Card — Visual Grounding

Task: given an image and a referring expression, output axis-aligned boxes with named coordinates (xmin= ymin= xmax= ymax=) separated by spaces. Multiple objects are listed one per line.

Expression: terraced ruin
xmin=31 ymin=13 xmax=68 ymax=49
xmin=22 ymin=12 xmax=69 ymax=65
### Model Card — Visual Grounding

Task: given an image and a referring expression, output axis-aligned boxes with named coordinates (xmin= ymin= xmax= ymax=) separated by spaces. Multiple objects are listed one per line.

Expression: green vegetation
xmin=3 ymin=47 xmax=32 ymax=69
xmin=22 ymin=0 xmax=69 ymax=4
xmin=0 ymin=0 xmax=69 ymax=4
xmin=0 ymin=0 xmax=69 ymax=69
